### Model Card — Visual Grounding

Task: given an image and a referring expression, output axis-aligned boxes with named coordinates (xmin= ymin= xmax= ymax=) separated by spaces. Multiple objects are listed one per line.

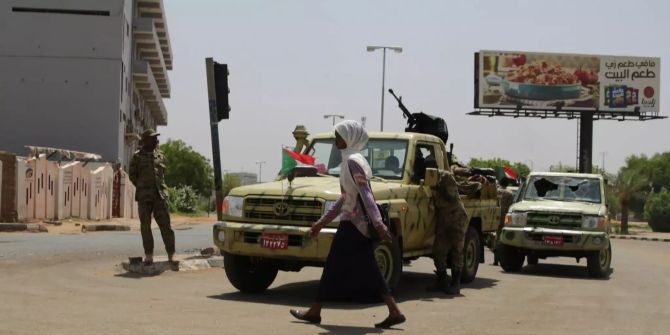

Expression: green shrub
xmin=644 ymin=188 xmax=670 ymax=232
xmin=167 ymin=185 xmax=199 ymax=213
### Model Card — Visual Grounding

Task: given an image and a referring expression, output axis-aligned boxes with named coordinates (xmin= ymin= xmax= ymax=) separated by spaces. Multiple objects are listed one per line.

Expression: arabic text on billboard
xmin=476 ymin=50 xmax=660 ymax=113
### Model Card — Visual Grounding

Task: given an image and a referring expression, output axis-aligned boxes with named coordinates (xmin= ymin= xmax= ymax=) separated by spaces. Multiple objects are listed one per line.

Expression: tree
xmin=614 ymin=164 xmax=649 ymax=235
xmin=644 ymin=188 xmax=670 ymax=232
xmin=222 ymin=173 xmax=241 ymax=198
xmin=160 ymin=139 xmax=214 ymax=197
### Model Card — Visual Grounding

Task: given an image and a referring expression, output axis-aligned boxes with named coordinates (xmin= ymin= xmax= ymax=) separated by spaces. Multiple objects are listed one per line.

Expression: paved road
xmin=0 ymin=223 xmax=213 ymax=263
xmin=1 ymin=229 xmax=669 ymax=335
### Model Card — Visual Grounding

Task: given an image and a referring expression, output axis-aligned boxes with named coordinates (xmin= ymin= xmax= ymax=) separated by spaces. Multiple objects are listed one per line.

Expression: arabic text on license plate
xmin=543 ymin=235 xmax=564 ymax=247
xmin=261 ymin=233 xmax=289 ymax=249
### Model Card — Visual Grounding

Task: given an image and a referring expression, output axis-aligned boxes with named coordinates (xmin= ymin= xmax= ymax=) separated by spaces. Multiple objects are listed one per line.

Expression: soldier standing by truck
xmin=129 ymin=129 xmax=175 ymax=266
xmin=493 ymin=179 xmax=515 ymax=266
xmin=427 ymin=168 xmax=467 ymax=295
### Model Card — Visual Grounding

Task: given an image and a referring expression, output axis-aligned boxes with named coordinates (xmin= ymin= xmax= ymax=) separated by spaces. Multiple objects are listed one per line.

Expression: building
xmin=0 ymin=0 xmax=172 ymax=170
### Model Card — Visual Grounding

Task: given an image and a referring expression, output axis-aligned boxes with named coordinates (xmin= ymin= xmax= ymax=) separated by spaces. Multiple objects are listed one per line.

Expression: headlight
xmin=217 ymin=230 xmax=225 ymax=242
xmin=505 ymin=212 xmax=527 ymax=226
xmin=223 ymin=196 xmax=243 ymax=217
xmin=582 ymin=216 xmax=606 ymax=229
xmin=324 ymin=200 xmax=341 ymax=221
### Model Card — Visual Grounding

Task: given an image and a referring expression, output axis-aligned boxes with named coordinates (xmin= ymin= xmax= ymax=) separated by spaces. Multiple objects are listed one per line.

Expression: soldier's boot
xmin=426 ymin=270 xmax=449 ymax=293
xmin=143 ymin=253 xmax=153 ymax=266
xmin=446 ymin=268 xmax=461 ymax=295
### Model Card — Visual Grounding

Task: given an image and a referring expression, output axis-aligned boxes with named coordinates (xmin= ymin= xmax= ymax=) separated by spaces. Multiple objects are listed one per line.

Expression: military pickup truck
xmin=213 ymin=131 xmax=500 ymax=292
xmin=498 ymin=172 xmax=612 ymax=278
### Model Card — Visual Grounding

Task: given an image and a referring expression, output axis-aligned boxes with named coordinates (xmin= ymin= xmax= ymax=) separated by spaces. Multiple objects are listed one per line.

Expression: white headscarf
xmin=334 ymin=120 xmax=372 ymax=213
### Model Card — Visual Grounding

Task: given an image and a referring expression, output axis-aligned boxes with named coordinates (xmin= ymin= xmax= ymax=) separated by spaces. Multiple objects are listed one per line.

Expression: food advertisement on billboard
xmin=476 ymin=50 xmax=660 ymax=113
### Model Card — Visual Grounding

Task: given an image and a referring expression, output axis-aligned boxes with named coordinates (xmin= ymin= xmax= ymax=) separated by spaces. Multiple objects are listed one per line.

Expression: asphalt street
xmin=0 ymin=223 xmax=212 ymax=263
xmin=1 ymin=226 xmax=669 ymax=335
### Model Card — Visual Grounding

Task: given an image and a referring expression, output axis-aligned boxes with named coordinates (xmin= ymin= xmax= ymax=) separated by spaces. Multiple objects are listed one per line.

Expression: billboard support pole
xmin=205 ymin=57 xmax=224 ymax=221
xmin=578 ymin=112 xmax=594 ymax=173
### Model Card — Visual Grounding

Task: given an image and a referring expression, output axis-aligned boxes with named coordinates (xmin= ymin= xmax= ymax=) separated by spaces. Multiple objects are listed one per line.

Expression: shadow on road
xmin=498 ymin=263 xmax=613 ymax=280
xmin=208 ymin=270 xmax=499 ymax=307
xmin=315 ymin=323 xmax=388 ymax=334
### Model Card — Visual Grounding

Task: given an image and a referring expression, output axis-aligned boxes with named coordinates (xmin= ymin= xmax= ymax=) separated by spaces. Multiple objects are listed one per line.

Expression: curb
xmin=120 ymin=256 xmax=223 ymax=274
xmin=0 ymin=223 xmax=48 ymax=233
xmin=82 ymin=224 xmax=131 ymax=232
xmin=610 ymin=235 xmax=670 ymax=242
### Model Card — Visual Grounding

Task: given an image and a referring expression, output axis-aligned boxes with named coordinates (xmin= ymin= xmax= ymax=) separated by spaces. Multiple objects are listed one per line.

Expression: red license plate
xmin=543 ymin=235 xmax=564 ymax=247
xmin=260 ymin=233 xmax=289 ymax=249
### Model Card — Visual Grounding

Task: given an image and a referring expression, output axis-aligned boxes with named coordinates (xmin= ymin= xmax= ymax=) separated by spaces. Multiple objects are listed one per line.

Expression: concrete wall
xmin=0 ymin=152 xmax=18 ymax=222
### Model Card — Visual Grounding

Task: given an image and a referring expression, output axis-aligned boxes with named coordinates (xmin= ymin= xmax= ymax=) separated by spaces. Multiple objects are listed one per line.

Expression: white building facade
xmin=0 ymin=0 xmax=172 ymax=170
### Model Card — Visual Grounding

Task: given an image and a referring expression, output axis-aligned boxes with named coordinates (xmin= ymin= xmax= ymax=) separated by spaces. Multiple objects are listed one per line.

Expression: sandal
xmin=289 ymin=309 xmax=321 ymax=324
xmin=375 ymin=314 xmax=406 ymax=328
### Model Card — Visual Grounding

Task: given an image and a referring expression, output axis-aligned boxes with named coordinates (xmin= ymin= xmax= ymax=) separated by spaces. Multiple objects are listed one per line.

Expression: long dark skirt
xmin=316 ymin=221 xmax=390 ymax=303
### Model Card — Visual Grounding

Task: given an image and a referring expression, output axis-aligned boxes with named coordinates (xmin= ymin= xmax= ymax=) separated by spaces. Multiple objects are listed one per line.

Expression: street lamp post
xmin=525 ymin=160 xmax=534 ymax=171
xmin=255 ymin=161 xmax=266 ymax=183
xmin=323 ymin=114 xmax=345 ymax=126
xmin=367 ymin=45 xmax=402 ymax=131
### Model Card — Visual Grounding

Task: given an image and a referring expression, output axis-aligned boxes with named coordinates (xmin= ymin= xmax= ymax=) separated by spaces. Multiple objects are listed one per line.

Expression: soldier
xmin=129 ymin=129 xmax=175 ymax=266
xmin=427 ymin=168 xmax=468 ymax=295
xmin=493 ymin=178 xmax=515 ymax=266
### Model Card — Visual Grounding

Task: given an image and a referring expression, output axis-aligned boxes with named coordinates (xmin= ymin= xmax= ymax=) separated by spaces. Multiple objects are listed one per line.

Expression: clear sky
xmin=161 ymin=0 xmax=668 ymax=181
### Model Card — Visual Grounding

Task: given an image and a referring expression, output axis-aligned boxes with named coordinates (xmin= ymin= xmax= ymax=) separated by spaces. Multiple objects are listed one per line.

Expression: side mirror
xmin=424 ymin=168 xmax=439 ymax=187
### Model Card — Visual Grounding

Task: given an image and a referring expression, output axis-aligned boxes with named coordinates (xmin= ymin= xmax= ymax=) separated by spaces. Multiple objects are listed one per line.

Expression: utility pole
xmin=255 ymin=161 xmax=266 ymax=183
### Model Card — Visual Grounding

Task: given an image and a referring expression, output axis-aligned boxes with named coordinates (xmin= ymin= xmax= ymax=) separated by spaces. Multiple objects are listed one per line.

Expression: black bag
xmin=356 ymin=194 xmax=390 ymax=242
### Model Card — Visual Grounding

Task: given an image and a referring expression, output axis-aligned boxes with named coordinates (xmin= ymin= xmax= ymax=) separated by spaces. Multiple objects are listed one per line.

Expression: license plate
xmin=543 ymin=235 xmax=564 ymax=247
xmin=260 ymin=233 xmax=289 ymax=249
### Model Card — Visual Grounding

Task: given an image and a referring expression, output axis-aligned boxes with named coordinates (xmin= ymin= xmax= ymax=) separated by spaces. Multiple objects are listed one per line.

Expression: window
xmin=12 ymin=7 xmax=110 ymax=16
xmin=411 ymin=144 xmax=437 ymax=184
xmin=307 ymin=139 xmax=408 ymax=180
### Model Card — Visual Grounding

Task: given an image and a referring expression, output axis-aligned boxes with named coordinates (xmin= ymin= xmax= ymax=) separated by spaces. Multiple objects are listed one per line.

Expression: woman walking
xmin=289 ymin=120 xmax=406 ymax=329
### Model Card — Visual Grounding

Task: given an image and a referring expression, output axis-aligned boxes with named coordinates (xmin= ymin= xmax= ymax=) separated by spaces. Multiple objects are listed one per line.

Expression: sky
xmin=160 ymin=0 xmax=669 ymax=182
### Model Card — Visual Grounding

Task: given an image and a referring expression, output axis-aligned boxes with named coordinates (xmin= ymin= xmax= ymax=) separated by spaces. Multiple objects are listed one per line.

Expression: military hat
xmin=141 ymin=129 xmax=160 ymax=138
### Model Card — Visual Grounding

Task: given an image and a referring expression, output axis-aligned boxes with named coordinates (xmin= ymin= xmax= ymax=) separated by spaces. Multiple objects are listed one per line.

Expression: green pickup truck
xmin=213 ymin=131 xmax=500 ymax=292
xmin=498 ymin=172 xmax=612 ymax=278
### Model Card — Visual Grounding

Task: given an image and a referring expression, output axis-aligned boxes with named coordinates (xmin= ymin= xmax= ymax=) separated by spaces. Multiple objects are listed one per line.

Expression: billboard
xmin=475 ymin=50 xmax=660 ymax=113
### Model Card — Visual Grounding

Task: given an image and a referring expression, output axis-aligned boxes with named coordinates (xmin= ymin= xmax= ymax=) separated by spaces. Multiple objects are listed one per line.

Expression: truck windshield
xmin=308 ymin=139 xmax=409 ymax=180
xmin=523 ymin=176 xmax=602 ymax=204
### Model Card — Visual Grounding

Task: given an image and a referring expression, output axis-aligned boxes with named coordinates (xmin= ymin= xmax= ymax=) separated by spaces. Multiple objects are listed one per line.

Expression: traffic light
xmin=214 ymin=62 xmax=230 ymax=121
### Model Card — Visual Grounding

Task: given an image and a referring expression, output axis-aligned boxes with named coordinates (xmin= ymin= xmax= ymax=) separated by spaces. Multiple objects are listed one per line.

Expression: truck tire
xmin=223 ymin=252 xmax=278 ymax=293
xmin=527 ymin=255 xmax=539 ymax=266
xmin=460 ymin=226 xmax=480 ymax=284
xmin=587 ymin=243 xmax=612 ymax=278
xmin=499 ymin=244 xmax=524 ymax=272
xmin=374 ymin=237 xmax=402 ymax=290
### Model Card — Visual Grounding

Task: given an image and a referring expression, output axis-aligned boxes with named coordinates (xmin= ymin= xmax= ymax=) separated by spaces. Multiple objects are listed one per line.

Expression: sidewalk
xmin=610 ymin=231 xmax=670 ymax=242
xmin=1 ymin=214 xmax=217 ymax=234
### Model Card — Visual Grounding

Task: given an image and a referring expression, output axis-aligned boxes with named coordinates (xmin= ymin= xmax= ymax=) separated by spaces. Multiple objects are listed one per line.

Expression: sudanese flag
xmin=281 ymin=147 xmax=315 ymax=176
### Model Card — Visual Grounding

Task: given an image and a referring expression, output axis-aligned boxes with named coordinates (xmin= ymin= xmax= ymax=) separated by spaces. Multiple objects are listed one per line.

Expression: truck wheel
xmin=527 ymin=255 xmax=539 ymax=266
xmin=587 ymin=243 xmax=612 ymax=278
xmin=499 ymin=244 xmax=524 ymax=272
xmin=374 ymin=237 xmax=402 ymax=290
xmin=223 ymin=252 xmax=278 ymax=293
xmin=460 ymin=226 xmax=480 ymax=284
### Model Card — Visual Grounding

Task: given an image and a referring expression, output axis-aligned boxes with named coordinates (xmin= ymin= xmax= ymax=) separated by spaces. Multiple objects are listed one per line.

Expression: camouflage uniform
xmin=493 ymin=188 xmax=514 ymax=265
xmin=129 ymin=143 xmax=175 ymax=257
xmin=428 ymin=169 xmax=467 ymax=294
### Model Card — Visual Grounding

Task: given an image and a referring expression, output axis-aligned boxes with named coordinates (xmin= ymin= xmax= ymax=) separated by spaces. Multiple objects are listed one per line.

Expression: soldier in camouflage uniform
xmin=427 ymin=169 xmax=468 ymax=295
xmin=129 ymin=129 xmax=175 ymax=265
xmin=493 ymin=179 xmax=515 ymax=266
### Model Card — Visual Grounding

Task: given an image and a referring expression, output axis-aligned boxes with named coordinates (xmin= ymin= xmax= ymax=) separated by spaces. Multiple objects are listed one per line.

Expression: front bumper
xmin=500 ymin=226 xmax=609 ymax=252
xmin=213 ymin=221 xmax=336 ymax=262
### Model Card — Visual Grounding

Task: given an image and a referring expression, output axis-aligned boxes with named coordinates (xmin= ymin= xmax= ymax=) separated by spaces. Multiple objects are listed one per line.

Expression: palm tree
xmin=614 ymin=167 xmax=648 ymax=234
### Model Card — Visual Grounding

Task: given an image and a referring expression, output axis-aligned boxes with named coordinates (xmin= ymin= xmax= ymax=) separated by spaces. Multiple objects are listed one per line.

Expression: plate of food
xmin=502 ymin=62 xmax=583 ymax=101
